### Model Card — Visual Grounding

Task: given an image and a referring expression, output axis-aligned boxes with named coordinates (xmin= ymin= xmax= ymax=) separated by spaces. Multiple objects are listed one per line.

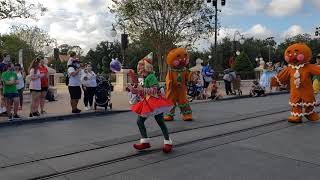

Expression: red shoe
xmin=133 ymin=138 xmax=151 ymax=150
xmin=163 ymin=139 xmax=173 ymax=153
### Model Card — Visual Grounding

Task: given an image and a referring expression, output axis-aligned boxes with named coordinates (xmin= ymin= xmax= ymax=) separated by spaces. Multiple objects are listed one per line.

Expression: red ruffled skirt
xmin=131 ymin=96 xmax=173 ymax=117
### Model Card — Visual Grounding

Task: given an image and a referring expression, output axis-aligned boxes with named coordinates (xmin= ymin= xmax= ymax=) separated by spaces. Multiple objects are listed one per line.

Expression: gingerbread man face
xmin=284 ymin=43 xmax=312 ymax=65
xmin=166 ymin=48 xmax=190 ymax=69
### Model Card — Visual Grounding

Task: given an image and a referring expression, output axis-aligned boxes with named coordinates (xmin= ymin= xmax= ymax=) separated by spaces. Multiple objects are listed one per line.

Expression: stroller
xmin=94 ymin=75 xmax=113 ymax=110
xmin=187 ymin=83 xmax=196 ymax=102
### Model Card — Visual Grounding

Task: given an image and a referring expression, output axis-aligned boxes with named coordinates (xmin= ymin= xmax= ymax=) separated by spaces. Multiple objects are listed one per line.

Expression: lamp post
xmin=206 ymin=0 xmax=226 ymax=67
xmin=255 ymin=57 xmax=264 ymax=67
xmin=110 ymin=24 xmax=117 ymax=38
xmin=233 ymin=31 xmax=245 ymax=56
xmin=266 ymin=37 xmax=274 ymax=62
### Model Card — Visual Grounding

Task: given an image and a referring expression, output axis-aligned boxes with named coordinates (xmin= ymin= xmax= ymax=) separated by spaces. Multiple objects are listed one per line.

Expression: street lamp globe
xmin=110 ymin=26 xmax=117 ymax=37
xmin=236 ymin=50 xmax=241 ymax=56
xmin=239 ymin=38 xmax=245 ymax=45
xmin=259 ymin=57 xmax=263 ymax=61
xmin=255 ymin=58 xmax=259 ymax=62
xmin=208 ymin=55 xmax=212 ymax=59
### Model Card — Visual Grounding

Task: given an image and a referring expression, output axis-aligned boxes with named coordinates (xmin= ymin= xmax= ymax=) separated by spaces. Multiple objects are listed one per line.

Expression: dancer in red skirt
xmin=129 ymin=53 xmax=174 ymax=153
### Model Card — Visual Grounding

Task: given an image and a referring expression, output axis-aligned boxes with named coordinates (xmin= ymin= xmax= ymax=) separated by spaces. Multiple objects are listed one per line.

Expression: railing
xmin=123 ymin=71 xmax=256 ymax=83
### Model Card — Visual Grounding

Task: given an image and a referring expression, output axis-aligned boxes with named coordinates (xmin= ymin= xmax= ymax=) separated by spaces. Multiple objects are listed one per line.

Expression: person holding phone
xmin=68 ymin=60 xmax=82 ymax=113
xmin=2 ymin=63 xmax=20 ymax=120
xmin=29 ymin=58 xmax=42 ymax=117
xmin=39 ymin=57 xmax=49 ymax=114
xmin=81 ymin=63 xmax=96 ymax=110
xmin=14 ymin=64 xmax=25 ymax=110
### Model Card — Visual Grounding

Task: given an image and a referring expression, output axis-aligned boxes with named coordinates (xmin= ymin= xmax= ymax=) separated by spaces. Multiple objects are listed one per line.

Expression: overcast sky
xmin=0 ymin=0 xmax=319 ymax=53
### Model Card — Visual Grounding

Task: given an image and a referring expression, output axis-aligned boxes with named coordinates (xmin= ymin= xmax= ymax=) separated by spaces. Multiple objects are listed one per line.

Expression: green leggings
xmin=137 ymin=113 xmax=170 ymax=140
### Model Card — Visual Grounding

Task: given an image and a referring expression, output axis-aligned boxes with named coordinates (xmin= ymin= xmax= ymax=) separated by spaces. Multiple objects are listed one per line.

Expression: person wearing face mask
xmin=81 ymin=63 xmax=97 ymax=110
xmin=2 ymin=63 xmax=20 ymax=120
xmin=29 ymin=58 xmax=42 ymax=117
xmin=39 ymin=57 xmax=49 ymax=114
xmin=0 ymin=53 xmax=11 ymax=114
xmin=14 ymin=64 xmax=25 ymax=110
xmin=68 ymin=60 xmax=82 ymax=113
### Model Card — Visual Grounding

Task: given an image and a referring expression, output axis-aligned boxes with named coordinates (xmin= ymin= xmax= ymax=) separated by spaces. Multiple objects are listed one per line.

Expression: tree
xmin=84 ymin=41 xmax=122 ymax=73
xmin=0 ymin=0 xmax=47 ymax=20
xmin=233 ymin=52 xmax=254 ymax=72
xmin=0 ymin=34 xmax=36 ymax=68
xmin=276 ymin=34 xmax=320 ymax=63
xmin=58 ymin=44 xmax=72 ymax=55
xmin=70 ymin=46 xmax=83 ymax=56
xmin=10 ymin=25 xmax=56 ymax=54
xmin=110 ymin=0 xmax=215 ymax=79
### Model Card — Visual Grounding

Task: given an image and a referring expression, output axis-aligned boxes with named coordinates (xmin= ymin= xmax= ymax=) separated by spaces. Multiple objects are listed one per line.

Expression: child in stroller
xmin=249 ymin=80 xmax=265 ymax=97
xmin=206 ymin=80 xmax=222 ymax=100
xmin=187 ymin=71 xmax=205 ymax=101
xmin=94 ymin=75 xmax=113 ymax=110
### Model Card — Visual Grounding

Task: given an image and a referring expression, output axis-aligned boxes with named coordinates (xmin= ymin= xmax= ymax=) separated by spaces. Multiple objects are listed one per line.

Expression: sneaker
xmin=41 ymin=111 xmax=47 ymax=114
xmin=8 ymin=115 xmax=13 ymax=121
xmin=13 ymin=114 xmax=21 ymax=119
xmin=29 ymin=113 xmax=33 ymax=117
xmin=32 ymin=112 xmax=40 ymax=116
xmin=72 ymin=109 xmax=81 ymax=113
xmin=84 ymin=106 xmax=89 ymax=111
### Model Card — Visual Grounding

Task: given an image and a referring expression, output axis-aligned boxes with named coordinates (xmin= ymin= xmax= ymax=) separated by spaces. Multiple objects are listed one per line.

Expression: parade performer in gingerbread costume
xmin=271 ymin=43 xmax=320 ymax=123
xmin=164 ymin=48 xmax=193 ymax=121
xmin=129 ymin=53 xmax=174 ymax=153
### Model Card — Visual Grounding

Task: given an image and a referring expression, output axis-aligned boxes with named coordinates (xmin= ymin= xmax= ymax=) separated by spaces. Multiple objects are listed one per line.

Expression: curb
xmin=190 ymin=91 xmax=289 ymax=105
xmin=0 ymin=110 xmax=131 ymax=128
xmin=0 ymin=91 xmax=289 ymax=128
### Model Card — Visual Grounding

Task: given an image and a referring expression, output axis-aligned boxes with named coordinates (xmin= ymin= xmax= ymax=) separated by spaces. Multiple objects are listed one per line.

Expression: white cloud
xmin=282 ymin=25 xmax=304 ymax=38
xmin=266 ymin=0 xmax=303 ymax=16
xmin=245 ymin=24 xmax=273 ymax=39
xmin=0 ymin=0 xmax=115 ymax=53
xmin=222 ymin=0 xmax=266 ymax=16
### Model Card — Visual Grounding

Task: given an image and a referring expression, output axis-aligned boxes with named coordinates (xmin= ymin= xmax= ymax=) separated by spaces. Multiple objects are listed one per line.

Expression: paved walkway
xmin=1 ymin=94 xmax=320 ymax=179
xmin=0 ymin=94 xmax=291 ymax=179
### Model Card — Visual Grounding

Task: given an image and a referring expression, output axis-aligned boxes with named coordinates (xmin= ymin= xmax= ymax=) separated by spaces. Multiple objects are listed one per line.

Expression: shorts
xmin=30 ymin=89 xmax=41 ymax=93
xmin=41 ymin=87 xmax=48 ymax=92
xmin=4 ymin=93 xmax=19 ymax=99
xmin=68 ymin=86 xmax=81 ymax=100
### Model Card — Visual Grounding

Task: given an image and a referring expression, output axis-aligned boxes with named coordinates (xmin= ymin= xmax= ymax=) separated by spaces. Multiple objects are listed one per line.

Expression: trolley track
xmin=31 ymin=112 xmax=297 ymax=180
xmin=0 ymin=107 xmax=290 ymax=170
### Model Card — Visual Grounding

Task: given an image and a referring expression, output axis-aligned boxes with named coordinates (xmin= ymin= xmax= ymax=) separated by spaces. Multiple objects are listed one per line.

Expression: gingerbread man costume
xmin=271 ymin=43 xmax=320 ymax=123
xmin=164 ymin=48 xmax=193 ymax=121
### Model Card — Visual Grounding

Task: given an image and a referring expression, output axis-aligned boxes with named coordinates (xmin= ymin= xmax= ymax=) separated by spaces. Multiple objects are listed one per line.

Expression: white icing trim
xmin=291 ymin=111 xmax=314 ymax=117
xmin=274 ymin=75 xmax=283 ymax=86
xmin=164 ymin=139 xmax=173 ymax=145
xmin=140 ymin=138 xmax=150 ymax=143
xmin=289 ymin=101 xmax=316 ymax=107
xmin=288 ymin=64 xmax=305 ymax=69
xmin=288 ymin=64 xmax=305 ymax=89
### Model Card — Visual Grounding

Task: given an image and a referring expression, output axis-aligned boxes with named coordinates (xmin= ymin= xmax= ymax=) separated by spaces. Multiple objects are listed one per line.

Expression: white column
xmin=114 ymin=69 xmax=132 ymax=92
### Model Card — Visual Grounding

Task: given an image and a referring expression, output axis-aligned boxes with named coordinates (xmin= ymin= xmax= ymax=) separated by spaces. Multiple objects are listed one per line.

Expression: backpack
xmin=46 ymin=89 xmax=55 ymax=101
